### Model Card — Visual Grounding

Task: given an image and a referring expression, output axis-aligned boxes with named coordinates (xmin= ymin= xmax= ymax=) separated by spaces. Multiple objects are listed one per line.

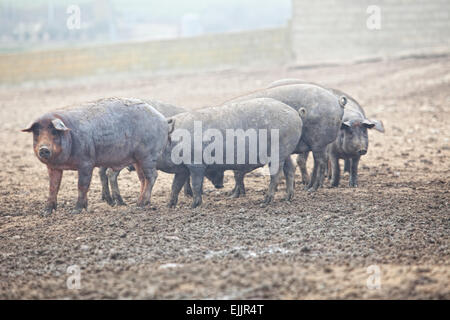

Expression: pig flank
xmin=161 ymin=98 xmax=303 ymax=208
xmin=267 ymin=79 xmax=385 ymax=188
xmin=23 ymin=97 xmax=168 ymax=215
xmin=98 ymin=99 xmax=194 ymax=206
xmin=224 ymin=83 xmax=345 ymax=192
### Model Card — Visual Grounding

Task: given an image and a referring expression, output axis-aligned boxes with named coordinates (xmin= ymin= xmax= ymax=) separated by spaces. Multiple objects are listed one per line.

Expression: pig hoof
xmin=285 ymin=193 xmax=294 ymax=201
xmin=41 ymin=208 xmax=54 ymax=216
xmin=71 ymin=207 xmax=83 ymax=215
xmin=230 ymin=191 xmax=240 ymax=198
xmin=167 ymin=200 xmax=177 ymax=208
xmin=114 ymin=197 xmax=126 ymax=206
xmin=307 ymin=187 xmax=317 ymax=193
xmin=136 ymin=201 xmax=150 ymax=208
xmin=191 ymin=198 xmax=202 ymax=208
xmin=102 ymin=194 xmax=114 ymax=206
xmin=263 ymin=195 xmax=273 ymax=204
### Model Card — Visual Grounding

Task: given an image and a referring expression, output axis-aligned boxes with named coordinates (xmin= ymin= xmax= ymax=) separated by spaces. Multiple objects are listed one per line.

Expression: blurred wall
xmin=0 ymin=28 xmax=289 ymax=83
xmin=291 ymin=0 xmax=450 ymax=64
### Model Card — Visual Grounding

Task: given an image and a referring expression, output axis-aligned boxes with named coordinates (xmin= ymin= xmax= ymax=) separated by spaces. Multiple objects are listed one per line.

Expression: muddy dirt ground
xmin=0 ymin=57 xmax=449 ymax=299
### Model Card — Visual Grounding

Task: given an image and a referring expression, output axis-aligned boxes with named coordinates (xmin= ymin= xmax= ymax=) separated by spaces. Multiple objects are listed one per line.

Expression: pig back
xmin=227 ymin=84 xmax=344 ymax=151
xmin=170 ymin=97 xmax=302 ymax=166
xmin=55 ymin=97 xmax=168 ymax=166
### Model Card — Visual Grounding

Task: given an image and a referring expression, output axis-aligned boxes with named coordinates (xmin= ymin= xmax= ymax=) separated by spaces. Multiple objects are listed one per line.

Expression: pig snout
xmin=38 ymin=145 xmax=52 ymax=159
xmin=358 ymin=149 xmax=367 ymax=155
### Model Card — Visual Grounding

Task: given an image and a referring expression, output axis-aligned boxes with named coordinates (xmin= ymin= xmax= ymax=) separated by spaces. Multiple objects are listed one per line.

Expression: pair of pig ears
xmin=363 ymin=119 xmax=385 ymax=133
xmin=21 ymin=118 xmax=70 ymax=132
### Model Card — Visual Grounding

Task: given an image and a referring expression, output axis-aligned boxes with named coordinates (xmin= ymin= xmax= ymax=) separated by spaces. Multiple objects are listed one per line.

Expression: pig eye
xmin=51 ymin=128 xmax=60 ymax=136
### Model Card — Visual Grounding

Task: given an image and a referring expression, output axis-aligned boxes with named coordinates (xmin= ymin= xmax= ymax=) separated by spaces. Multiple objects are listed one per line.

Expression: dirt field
xmin=0 ymin=56 xmax=449 ymax=299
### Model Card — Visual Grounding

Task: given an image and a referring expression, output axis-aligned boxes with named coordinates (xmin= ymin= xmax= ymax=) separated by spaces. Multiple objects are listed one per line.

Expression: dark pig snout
xmin=38 ymin=145 xmax=52 ymax=159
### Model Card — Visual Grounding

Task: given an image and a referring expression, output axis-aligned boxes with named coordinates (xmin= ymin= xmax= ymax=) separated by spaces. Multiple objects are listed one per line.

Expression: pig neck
xmin=46 ymin=130 xmax=75 ymax=169
xmin=334 ymin=132 xmax=353 ymax=159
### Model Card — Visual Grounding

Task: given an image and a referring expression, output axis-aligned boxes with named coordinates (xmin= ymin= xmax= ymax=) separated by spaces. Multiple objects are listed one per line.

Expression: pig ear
xmin=167 ymin=118 xmax=175 ymax=135
xmin=51 ymin=118 xmax=70 ymax=131
xmin=362 ymin=119 xmax=375 ymax=129
xmin=339 ymin=96 xmax=347 ymax=108
xmin=366 ymin=119 xmax=385 ymax=133
xmin=341 ymin=121 xmax=351 ymax=129
xmin=21 ymin=121 xmax=37 ymax=132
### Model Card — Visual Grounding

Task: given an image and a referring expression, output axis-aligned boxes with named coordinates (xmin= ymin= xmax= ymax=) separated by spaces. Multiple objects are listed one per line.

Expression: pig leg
xmin=308 ymin=150 xmax=327 ymax=192
xmin=136 ymin=162 xmax=158 ymax=207
xmin=107 ymin=168 xmax=126 ymax=206
xmin=349 ymin=156 xmax=360 ymax=187
xmin=344 ymin=159 xmax=351 ymax=174
xmin=72 ymin=165 xmax=93 ymax=214
xmin=168 ymin=170 xmax=190 ymax=208
xmin=283 ymin=157 xmax=295 ymax=201
xmin=183 ymin=176 xmax=193 ymax=197
xmin=99 ymin=167 xmax=114 ymax=206
xmin=135 ymin=163 xmax=145 ymax=197
xmin=327 ymin=159 xmax=332 ymax=179
xmin=230 ymin=170 xmax=246 ymax=198
xmin=188 ymin=166 xmax=206 ymax=208
xmin=296 ymin=152 xmax=310 ymax=186
xmin=264 ymin=160 xmax=285 ymax=204
xmin=43 ymin=167 xmax=63 ymax=215
xmin=330 ymin=154 xmax=341 ymax=187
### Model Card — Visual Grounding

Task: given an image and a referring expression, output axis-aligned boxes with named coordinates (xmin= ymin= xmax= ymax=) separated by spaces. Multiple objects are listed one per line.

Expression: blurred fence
xmin=0 ymin=28 xmax=290 ymax=83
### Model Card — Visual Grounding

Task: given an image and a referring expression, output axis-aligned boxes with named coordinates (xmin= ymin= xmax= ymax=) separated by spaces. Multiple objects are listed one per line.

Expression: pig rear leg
xmin=99 ymin=167 xmax=114 ymax=206
xmin=296 ymin=152 xmax=310 ymax=186
xmin=283 ymin=157 xmax=295 ymax=201
xmin=330 ymin=155 xmax=341 ymax=187
xmin=135 ymin=160 xmax=158 ymax=208
xmin=168 ymin=170 xmax=190 ymax=208
xmin=349 ymin=156 xmax=360 ymax=187
xmin=43 ymin=168 xmax=63 ymax=215
xmin=230 ymin=170 xmax=246 ymax=198
xmin=308 ymin=150 xmax=327 ymax=192
xmin=264 ymin=160 xmax=284 ymax=204
xmin=189 ymin=166 xmax=206 ymax=208
xmin=107 ymin=168 xmax=126 ymax=206
xmin=72 ymin=165 xmax=94 ymax=214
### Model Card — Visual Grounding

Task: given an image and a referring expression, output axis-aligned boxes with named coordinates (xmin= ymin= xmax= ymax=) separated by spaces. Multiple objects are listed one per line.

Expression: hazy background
xmin=0 ymin=0 xmax=448 ymax=83
xmin=0 ymin=0 xmax=291 ymax=52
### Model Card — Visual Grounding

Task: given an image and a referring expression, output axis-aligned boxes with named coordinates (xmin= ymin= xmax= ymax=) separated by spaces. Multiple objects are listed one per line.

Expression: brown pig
xmin=22 ymin=97 xmax=168 ymax=215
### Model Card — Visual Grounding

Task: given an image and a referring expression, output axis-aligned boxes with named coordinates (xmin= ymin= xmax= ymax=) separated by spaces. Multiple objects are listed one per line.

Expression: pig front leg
xmin=73 ymin=165 xmax=93 ymax=214
xmin=99 ymin=167 xmax=114 ymax=206
xmin=344 ymin=159 xmax=351 ymax=173
xmin=330 ymin=154 xmax=340 ymax=187
xmin=189 ymin=166 xmax=205 ymax=208
xmin=43 ymin=167 xmax=63 ymax=215
xmin=183 ymin=176 xmax=193 ymax=197
xmin=349 ymin=156 xmax=360 ymax=187
xmin=107 ymin=168 xmax=126 ymax=206
xmin=296 ymin=152 xmax=310 ymax=186
xmin=230 ymin=170 xmax=246 ymax=198
xmin=168 ymin=171 xmax=190 ymax=208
